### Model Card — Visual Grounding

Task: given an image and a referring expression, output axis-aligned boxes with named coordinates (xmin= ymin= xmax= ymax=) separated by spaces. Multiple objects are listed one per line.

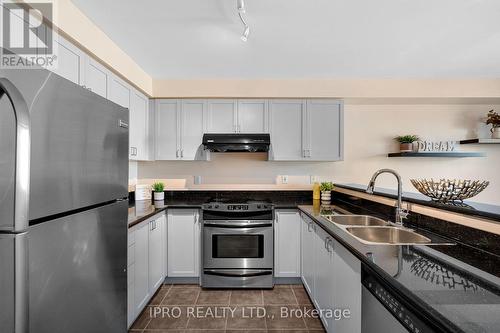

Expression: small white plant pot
xmin=153 ymin=191 xmax=164 ymax=201
xmin=321 ymin=191 xmax=331 ymax=203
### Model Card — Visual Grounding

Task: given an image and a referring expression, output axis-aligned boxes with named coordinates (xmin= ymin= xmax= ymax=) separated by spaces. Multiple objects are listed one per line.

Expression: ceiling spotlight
xmin=241 ymin=26 xmax=249 ymax=42
xmin=237 ymin=0 xmax=250 ymax=42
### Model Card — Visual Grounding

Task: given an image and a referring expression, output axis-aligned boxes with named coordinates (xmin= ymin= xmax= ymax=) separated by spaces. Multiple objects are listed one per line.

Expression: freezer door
xmin=29 ymin=200 xmax=128 ymax=333
xmin=0 ymin=78 xmax=30 ymax=232
xmin=0 ymin=233 xmax=29 ymax=333
xmin=1 ymin=68 xmax=129 ymax=221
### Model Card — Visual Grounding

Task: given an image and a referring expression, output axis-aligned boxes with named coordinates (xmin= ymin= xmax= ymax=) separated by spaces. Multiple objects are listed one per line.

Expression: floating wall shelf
xmin=460 ymin=139 xmax=500 ymax=144
xmin=388 ymin=152 xmax=486 ymax=158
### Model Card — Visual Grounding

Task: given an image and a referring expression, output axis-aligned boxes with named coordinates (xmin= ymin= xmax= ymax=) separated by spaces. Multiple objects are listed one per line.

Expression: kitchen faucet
xmin=366 ymin=169 xmax=409 ymax=226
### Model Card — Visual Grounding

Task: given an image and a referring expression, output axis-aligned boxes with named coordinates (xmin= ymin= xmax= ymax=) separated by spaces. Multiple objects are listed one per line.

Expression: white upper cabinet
xmin=237 ymin=99 xmax=268 ymax=133
xmin=269 ymin=99 xmax=306 ymax=160
xmin=130 ymin=90 xmax=149 ymax=160
xmin=108 ymin=76 xmax=130 ymax=108
xmin=52 ymin=33 xmax=86 ymax=86
xmin=269 ymin=99 xmax=343 ymax=161
xmin=167 ymin=209 xmax=201 ymax=277
xmin=155 ymin=99 xmax=205 ymax=160
xmin=274 ymin=210 xmax=301 ymax=277
xmin=155 ymin=100 xmax=180 ymax=160
xmin=206 ymin=100 xmax=237 ymax=133
xmin=181 ymin=100 xmax=206 ymax=160
xmin=84 ymin=57 xmax=110 ymax=98
xmin=305 ymin=100 xmax=343 ymax=161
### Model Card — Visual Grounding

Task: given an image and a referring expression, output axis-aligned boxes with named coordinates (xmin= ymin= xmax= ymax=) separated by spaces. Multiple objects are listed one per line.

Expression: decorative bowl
xmin=410 ymin=179 xmax=489 ymax=203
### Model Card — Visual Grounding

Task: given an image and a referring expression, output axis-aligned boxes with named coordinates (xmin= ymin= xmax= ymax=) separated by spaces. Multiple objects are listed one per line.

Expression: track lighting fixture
xmin=237 ymin=0 xmax=249 ymax=42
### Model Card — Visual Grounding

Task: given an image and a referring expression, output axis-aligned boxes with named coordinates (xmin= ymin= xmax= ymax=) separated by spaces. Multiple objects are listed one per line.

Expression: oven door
xmin=203 ymin=221 xmax=273 ymax=269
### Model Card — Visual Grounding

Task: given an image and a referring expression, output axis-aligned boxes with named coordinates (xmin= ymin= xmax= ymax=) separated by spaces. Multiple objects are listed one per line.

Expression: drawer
xmin=128 ymin=243 xmax=135 ymax=267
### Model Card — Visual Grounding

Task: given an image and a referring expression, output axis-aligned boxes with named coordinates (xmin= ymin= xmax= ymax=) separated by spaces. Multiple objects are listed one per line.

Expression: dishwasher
xmin=361 ymin=264 xmax=437 ymax=333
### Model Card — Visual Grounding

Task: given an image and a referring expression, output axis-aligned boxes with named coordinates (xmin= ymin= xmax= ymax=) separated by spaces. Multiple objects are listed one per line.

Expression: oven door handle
xmin=204 ymin=270 xmax=273 ymax=277
xmin=204 ymin=223 xmax=272 ymax=228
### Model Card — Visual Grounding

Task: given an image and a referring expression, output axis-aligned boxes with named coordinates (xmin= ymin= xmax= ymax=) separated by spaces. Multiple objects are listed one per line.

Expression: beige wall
xmin=138 ymin=104 xmax=500 ymax=205
xmin=152 ymin=79 xmax=500 ymax=99
xmin=47 ymin=0 xmax=153 ymax=95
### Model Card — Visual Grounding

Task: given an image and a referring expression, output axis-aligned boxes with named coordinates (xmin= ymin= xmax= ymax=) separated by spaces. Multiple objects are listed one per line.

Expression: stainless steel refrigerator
xmin=0 ymin=67 xmax=129 ymax=333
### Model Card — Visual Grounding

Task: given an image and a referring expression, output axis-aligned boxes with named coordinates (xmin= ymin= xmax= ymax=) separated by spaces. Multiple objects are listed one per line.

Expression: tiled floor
xmin=129 ymin=284 xmax=326 ymax=333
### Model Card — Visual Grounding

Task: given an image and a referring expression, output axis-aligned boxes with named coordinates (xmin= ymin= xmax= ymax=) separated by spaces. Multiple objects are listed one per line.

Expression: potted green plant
xmin=320 ymin=182 xmax=334 ymax=203
xmin=152 ymin=182 xmax=165 ymax=201
xmin=486 ymin=110 xmax=500 ymax=139
xmin=394 ymin=135 xmax=419 ymax=152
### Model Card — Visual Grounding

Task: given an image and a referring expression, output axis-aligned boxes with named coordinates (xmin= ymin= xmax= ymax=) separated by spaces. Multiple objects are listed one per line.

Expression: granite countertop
xmin=299 ymin=203 xmax=500 ymax=333
xmin=336 ymin=183 xmax=500 ymax=221
xmin=128 ymin=197 xmax=313 ymax=227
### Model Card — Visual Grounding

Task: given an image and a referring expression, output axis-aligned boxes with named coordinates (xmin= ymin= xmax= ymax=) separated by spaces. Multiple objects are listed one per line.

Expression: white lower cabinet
xmin=128 ymin=212 xmax=167 ymax=328
xmin=167 ymin=209 xmax=201 ymax=277
xmin=274 ymin=210 xmax=301 ymax=277
xmin=149 ymin=214 xmax=166 ymax=291
xmin=301 ymin=214 xmax=316 ymax=295
xmin=300 ymin=212 xmax=361 ymax=333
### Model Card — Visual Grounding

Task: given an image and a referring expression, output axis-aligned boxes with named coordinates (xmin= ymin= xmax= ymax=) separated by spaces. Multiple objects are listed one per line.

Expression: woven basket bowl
xmin=410 ymin=179 xmax=489 ymax=203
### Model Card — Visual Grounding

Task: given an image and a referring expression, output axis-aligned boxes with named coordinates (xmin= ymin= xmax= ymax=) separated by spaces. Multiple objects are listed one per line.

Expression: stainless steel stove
xmin=201 ymin=199 xmax=274 ymax=288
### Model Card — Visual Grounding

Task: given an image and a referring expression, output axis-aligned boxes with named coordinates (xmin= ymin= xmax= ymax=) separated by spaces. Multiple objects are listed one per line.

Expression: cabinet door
xmin=180 ymin=100 xmax=206 ymax=160
xmin=130 ymin=90 xmax=149 ymax=160
xmin=332 ymin=239 xmax=361 ymax=333
xmin=52 ymin=33 xmax=85 ymax=86
xmin=167 ymin=209 xmax=200 ymax=277
xmin=84 ymin=57 xmax=109 ymax=98
xmin=275 ymin=210 xmax=301 ymax=277
xmin=306 ymin=100 xmax=343 ymax=161
xmin=269 ymin=100 xmax=306 ymax=160
xmin=155 ymin=100 xmax=180 ymax=160
xmin=314 ymin=226 xmax=335 ymax=332
xmin=134 ymin=223 xmax=150 ymax=313
xmin=300 ymin=214 xmax=315 ymax=295
xmin=127 ymin=261 xmax=135 ymax=328
xmin=108 ymin=76 xmax=130 ymax=108
xmin=206 ymin=100 xmax=237 ymax=133
xmin=237 ymin=99 xmax=268 ymax=133
xmin=149 ymin=215 xmax=165 ymax=292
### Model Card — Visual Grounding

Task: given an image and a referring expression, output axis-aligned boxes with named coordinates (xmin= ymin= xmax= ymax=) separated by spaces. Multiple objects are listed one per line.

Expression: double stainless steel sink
xmin=321 ymin=214 xmax=432 ymax=245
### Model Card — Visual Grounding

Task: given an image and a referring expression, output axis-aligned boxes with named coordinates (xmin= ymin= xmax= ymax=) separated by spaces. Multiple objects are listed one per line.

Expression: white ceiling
xmin=72 ymin=0 xmax=500 ymax=79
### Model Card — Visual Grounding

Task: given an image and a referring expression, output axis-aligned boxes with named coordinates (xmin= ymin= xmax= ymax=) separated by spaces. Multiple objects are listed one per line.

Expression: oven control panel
xmin=203 ymin=202 xmax=272 ymax=212
xmin=228 ymin=205 xmax=249 ymax=211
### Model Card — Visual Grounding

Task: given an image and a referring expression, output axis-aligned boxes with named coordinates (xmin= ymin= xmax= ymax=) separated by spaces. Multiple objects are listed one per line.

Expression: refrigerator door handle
xmin=0 ymin=78 xmax=30 ymax=232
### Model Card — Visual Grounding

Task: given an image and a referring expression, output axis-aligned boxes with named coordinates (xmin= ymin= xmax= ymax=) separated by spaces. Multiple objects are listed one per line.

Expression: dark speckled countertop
xmin=128 ymin=195 xmax=313 ymax=227
xmin=299 ymin=204 xmax=500 ymax=333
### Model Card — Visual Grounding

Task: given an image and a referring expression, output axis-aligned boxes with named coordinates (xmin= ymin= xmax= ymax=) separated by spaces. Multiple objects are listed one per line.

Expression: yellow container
xmin=313 ymin=182 xmax=321 ymax=200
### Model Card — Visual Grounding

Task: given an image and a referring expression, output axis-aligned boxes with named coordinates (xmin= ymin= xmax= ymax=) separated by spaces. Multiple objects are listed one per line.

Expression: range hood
xmin=202 ymin=133 xmax=270 ymax=152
